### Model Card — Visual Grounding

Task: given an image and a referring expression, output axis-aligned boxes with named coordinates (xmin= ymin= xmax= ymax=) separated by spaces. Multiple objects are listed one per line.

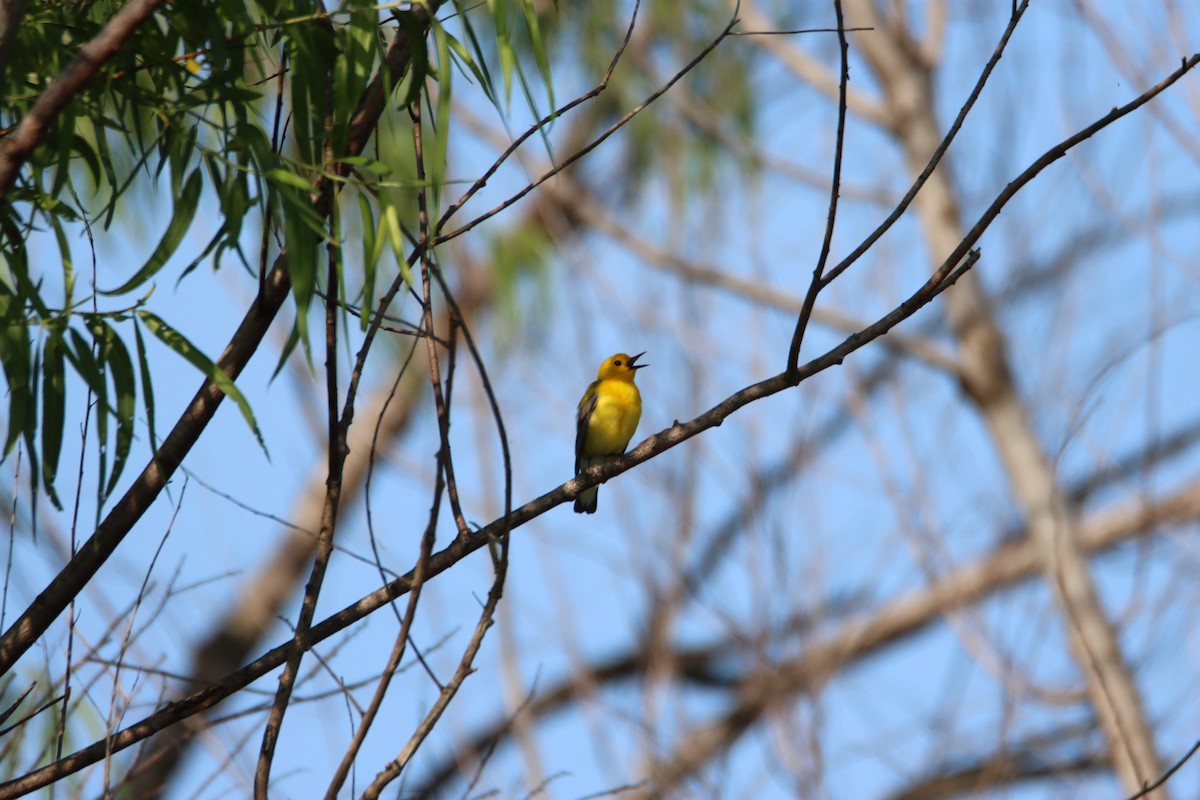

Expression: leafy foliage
xmin=0 ymin=0 xmax=562 ymax=513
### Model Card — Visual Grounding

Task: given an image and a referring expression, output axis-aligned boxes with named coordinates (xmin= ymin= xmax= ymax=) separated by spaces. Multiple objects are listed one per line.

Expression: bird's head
xmin=597 ymin=352 xmax=648 ymax=382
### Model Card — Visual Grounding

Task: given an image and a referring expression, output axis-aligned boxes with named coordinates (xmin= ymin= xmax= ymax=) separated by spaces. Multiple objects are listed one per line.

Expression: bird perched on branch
xmin=574 ymin=352 xmax=647 ymax=514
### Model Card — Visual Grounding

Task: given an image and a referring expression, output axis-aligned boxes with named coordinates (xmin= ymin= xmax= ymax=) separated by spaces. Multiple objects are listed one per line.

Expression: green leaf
xmin=180 ymin=154 xmax=248 ymax=278
xmin=488 ymin=0 xmax=515 ymax=105
xmin=265 ymin=164 xmax=326 ymax=363
xmin=132 ymin=321 xmax=158 ymax=452
xmin=514 ymin=55 xmax=555 ymax=160
xmin=283 ymin=19 xmax=336 ymax=165
xmin=266 ymin=169 xmax=327 ymax=239
xmin=99 ymin=323 xmax=136 ymax=499
xmin=358 ymin=193 xmax=377 ymax=331
xmin=264 ymin=167 xmax=316 ymax=193
xmin=431 ymin=17 xmax=452 ymax=213
xmin=48 ymin=214 xmax=75 ymax=309
xmin=40 ymin=333 xmax=66 ymax=510
xmin=7 ymin=248 xmax=50 ymax=319
xmin=61 ymin=326 xmax=111 ymax=504
xmin=519 ymin=0 xmax=554 ymax=112
xmin=270 ymin=319 xmax=303 ymax=382
xmin=89 ymin=322 xmax=111 ymax=496
xmin=93 ymin=122 xmax=121 ymax=229
xmin=393 ymin=9 xmax=431 ymax=105
xmin=0 ymin=287 xmax=34 ymax=456
xmin=376 ymin=197 xmax=413 ymax=288
xmin=337 ymin=156 xmax=392 ymax=177
xmin=24 ymin=349 xmax=41 ymax=519
xmin=50 ymin=119 xmax=73 ymax=200
xmin=137 ymin=311 xmax=267 ymax=455
xmin=335 ymin=0 xmax=378 ymax=148
xmin=64 ymin=329 xmax=106 ymax=403
xmin=102 ymin=168 xmax=203 ymax=296
xmin=72 ymin=134 xmax=103 ymax=188
xmin=282 ymin=203 xmax=319 ymax=360
xmin=452 ymin=13 xmax=497 ymax=106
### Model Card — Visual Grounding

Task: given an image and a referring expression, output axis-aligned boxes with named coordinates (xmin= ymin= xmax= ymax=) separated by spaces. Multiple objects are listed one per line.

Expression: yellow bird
xmin=574 ymin=352 xmax=647 ymax=514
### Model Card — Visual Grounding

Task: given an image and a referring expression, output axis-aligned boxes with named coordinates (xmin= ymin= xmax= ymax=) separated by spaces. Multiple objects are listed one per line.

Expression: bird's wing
xmin=575 ymin=381 xmax=599 ymax=474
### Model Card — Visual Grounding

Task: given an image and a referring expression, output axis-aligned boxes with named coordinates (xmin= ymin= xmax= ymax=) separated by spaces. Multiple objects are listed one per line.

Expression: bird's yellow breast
xmin=583 ymin=378 xmax=642 ymax=456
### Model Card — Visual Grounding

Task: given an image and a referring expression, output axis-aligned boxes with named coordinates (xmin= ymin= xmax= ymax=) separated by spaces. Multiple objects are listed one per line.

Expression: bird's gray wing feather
xmin=575 ymin=383 xmax=598 ymax=475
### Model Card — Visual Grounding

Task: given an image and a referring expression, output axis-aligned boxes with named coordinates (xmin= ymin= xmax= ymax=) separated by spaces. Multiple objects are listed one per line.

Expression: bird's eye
xmin=614 ymin=360 xmax=623 ymax=366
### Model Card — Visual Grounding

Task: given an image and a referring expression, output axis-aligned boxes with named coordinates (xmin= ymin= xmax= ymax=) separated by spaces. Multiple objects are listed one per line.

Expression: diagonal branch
xmin=1 ymin=31 xmax=1195 ymax=800
xmin=631 ymin=477 xmax=1200 ymax=798
xmin=414 ymin=478 xmax=1200 ymax=798
xmin=0 ymin=0 xmax=438 ymax=679
xmin=0 ymin=235 xmax=982 ymax=798
xmin=844 ymin=0 xmax=1195 ymax=791
xmin=360 ymin=532 xmax=509 ymax=799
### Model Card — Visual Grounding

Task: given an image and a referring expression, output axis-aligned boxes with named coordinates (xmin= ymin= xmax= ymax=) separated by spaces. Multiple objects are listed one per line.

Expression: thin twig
xmin=432 ymin=3 xmax=741 ymax=247
xmin=1122 ymin=739 xmax=1200 ymax=800
xmin=731 ymin=26 xmax=871 ymax=35
xmin=323 ymin=411 xmax=442 ymax=799
xmin=0 ymin=682 xmax=34 ymax=728
xmin=3 ymin=33 xmax=1197 ymax=800
xmin=0 ymin=692 xmax=66 ymax=738
xmin=313 ymin=289 xmax=446 ymax=343
xmin=413 ymin=103 xmax=471 ymax=540
xmin=102 ymin=478 xmax=186 ymax=795
xmin=59 ymin=200 xmax=99 ymax=761
xmin=321 ymin=508 xmax=439 ymax=798
xmin=179 ymin=465 xmax=397 ymax=575
xmin=360 ymin=527 xmax=509 ymax=799
xmin=433 ymin=0 xmax=644 ymax=236
xmin=364 ymin=341 xmax=423 ymax=620
xmin=426 ymin=262 xmax=515 ymax=547
xmin=786 ymin=0 xmax=851 ymax=376
xmin=1 ymin=449 xmax=18 ymax=632
xmin=322 ymin=95 xmax=451 ymax=800
xmin=253 ymin=57 xmax=344 ymax=794
xmin=814 ymin=0 xmax=1032 ymax=292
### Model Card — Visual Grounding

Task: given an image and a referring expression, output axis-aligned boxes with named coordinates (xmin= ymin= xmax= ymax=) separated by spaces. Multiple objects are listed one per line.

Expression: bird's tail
xmin=574 ymin=485 xmax=599 ymax=514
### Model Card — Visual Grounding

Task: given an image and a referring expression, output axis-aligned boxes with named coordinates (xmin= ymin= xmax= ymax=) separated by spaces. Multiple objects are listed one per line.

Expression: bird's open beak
xmin=628 ymin=351 xmax=648 ymax=369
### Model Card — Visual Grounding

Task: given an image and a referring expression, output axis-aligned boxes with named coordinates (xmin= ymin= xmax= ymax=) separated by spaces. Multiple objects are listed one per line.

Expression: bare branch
xmin=433 ymin=0 xmax=643 ymax=237
xmin=814 ymin=0 xmax=1031 ymax=293
xmin=359 ymin=537 xmax=509 ymax=799
xmin=734 ymin=0 xmax=889 ymax=126
xmin=786 ymin=0 xmax=852 ymax=375
xmin=631 ymin=477 xmax=1200 ymax=797
xmin=254 ymin=55 xmax=344 ymax=793
xmin=841 ymin=0 xmax=1197 ymax=790
xmin=1123 ymin=741 xmax=1200 ymax=800
xmin=884 ymin=721 xmax=1106 ymax=800
xmin=433 ymin=5 xmax=741 ymax=247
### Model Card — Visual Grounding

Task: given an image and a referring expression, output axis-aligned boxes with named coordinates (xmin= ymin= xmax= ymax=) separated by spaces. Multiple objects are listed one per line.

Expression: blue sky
xmin=5 ymin=1 xmax=1200 ymax=798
